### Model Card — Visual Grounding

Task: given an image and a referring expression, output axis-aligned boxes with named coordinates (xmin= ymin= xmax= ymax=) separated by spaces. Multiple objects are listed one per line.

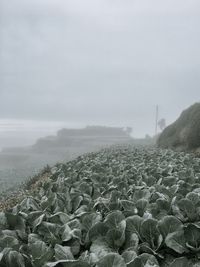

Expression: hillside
xmin=31 ymin=126 xmax=133 ymax=152
xmin=1 ymin=145 xmax=200 ymax=266
xmin=157 ymin=103 xmax=200 ymax=151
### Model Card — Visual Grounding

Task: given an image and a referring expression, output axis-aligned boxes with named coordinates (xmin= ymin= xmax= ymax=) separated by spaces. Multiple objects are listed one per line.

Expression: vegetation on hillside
xmin=1 ymin=145 xmax=200 ymax=266
xmin=157 ymin=103 xmax=200 ymax=151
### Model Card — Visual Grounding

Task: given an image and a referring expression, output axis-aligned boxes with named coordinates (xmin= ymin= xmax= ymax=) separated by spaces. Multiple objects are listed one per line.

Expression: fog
xmin=1 ymin=0 xmax=200 ymax=146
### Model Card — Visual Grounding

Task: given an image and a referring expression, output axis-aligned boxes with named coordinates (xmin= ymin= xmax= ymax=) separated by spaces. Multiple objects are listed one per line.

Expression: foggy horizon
xmin=1 ymin=0 xmax=200 ymax=148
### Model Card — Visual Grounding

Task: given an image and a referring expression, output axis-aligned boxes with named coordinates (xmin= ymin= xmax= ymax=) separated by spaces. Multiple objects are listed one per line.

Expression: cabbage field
xmin=1 ymin=145 xmax=200 ymax=266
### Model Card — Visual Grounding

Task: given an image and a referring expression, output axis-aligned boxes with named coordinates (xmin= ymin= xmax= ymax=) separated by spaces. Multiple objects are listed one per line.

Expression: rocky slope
xmin=157 ymin=103 xmax=200 ymax=151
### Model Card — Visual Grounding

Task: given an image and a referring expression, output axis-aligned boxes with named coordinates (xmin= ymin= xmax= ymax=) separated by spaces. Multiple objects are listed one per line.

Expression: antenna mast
xmin=155 ymin=105 xmax=159 ymax=136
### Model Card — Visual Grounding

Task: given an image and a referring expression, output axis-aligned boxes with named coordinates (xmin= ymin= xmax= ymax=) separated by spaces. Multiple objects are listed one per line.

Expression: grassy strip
xmin=0 ymin=165 xmax=51 ymax=211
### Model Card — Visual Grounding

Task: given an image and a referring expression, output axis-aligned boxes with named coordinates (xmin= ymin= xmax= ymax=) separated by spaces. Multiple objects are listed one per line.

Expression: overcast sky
xmin=0 ymin=0 xmax=200 ymax=138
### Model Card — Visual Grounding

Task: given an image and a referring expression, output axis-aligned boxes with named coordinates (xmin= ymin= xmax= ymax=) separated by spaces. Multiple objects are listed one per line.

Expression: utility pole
xmin=155 ymin=105 xmax=159 ymax=136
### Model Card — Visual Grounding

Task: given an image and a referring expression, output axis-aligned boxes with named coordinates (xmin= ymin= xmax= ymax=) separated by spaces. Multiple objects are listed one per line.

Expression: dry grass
xmin=0 ymin=166 xmax=51 ymax=212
